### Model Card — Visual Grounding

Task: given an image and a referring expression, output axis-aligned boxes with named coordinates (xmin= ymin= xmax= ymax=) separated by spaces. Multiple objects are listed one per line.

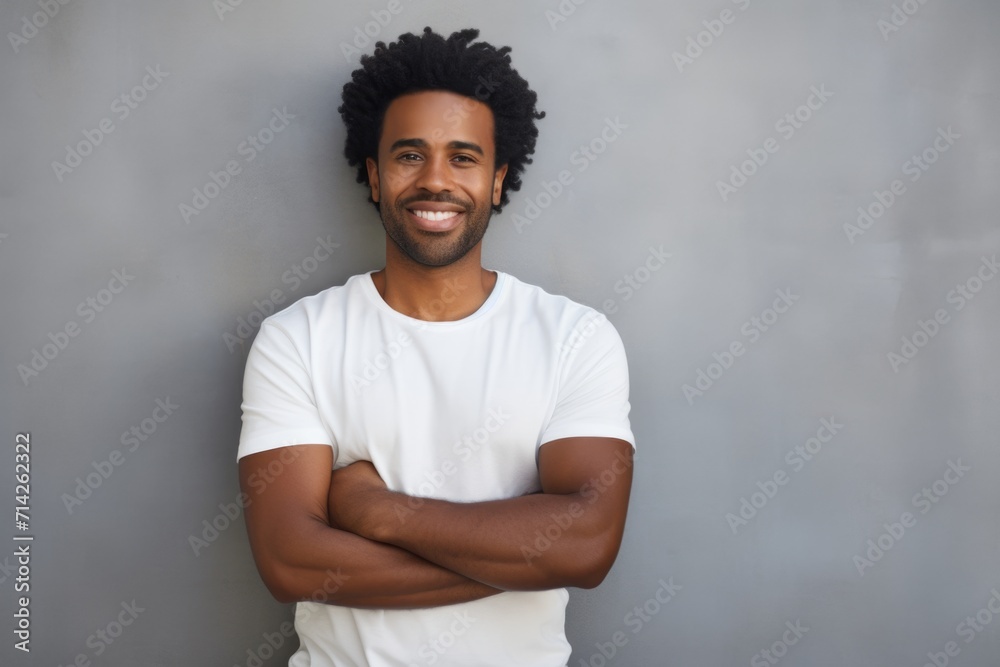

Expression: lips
xmin=411 ymin=209 xmax=460 ymax=222
xmin=405 ymin=204 xmax=465 ymax=232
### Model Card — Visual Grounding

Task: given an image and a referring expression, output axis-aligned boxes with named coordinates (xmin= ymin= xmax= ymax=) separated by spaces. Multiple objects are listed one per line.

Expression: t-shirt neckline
xmin=360 ymin=270 xmax=507 ymax=327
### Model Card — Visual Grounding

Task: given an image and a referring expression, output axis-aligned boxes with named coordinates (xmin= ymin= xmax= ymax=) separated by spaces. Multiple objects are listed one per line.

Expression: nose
xmin=413 ymin=153 xmax=453 ymax=193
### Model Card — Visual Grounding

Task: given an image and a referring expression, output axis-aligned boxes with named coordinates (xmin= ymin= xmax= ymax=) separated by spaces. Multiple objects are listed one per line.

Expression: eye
xmin=452 ymin=154 xmax=476 ymax=163
xmin=398 ymin=152 xmax=422 ymax=162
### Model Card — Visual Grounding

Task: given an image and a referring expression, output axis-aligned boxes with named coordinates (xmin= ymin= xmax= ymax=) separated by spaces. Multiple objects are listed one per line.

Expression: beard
xmin=379 ymin=192 xmax=494 ymax=268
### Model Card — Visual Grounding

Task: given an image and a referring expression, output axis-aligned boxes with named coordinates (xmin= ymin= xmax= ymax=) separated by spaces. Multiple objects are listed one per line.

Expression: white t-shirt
xmin=238 ymin=270 xmax=635 ymax=667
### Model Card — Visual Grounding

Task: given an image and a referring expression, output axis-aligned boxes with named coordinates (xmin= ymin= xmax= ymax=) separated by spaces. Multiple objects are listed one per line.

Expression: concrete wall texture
xmin=2 ymin=0 xmax=999 ymax=665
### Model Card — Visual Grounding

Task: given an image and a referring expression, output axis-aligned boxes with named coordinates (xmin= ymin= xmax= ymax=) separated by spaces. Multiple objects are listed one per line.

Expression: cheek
xmin=380 ymin=170 xmax=409 ymax=195
xmin=461 ymin=173 xmax=496 ymax=201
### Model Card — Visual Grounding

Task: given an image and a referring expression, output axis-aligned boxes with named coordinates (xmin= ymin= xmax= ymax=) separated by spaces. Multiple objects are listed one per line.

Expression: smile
xmin=405 ymin=207 xmax=465 ymax=232
xmin=409 ymin=209 xmax=460 ymax=222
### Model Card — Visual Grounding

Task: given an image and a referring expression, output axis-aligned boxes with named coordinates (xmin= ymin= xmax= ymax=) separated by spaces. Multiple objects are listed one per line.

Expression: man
xmin=238 ymin=27 xmax=635 ymax=667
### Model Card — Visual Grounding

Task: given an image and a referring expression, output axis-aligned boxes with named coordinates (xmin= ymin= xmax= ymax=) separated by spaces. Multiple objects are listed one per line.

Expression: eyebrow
xmin=388 ymin=138 xmax=485 ymax=156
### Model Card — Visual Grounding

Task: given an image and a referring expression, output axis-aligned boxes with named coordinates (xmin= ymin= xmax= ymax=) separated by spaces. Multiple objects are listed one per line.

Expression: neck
xmin=371 ymin=241 xmax=497 ymax=322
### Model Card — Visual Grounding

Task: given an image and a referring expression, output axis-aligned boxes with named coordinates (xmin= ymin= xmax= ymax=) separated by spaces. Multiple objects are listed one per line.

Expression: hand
xmin=328 ymin=461 xmax=391 ymax=539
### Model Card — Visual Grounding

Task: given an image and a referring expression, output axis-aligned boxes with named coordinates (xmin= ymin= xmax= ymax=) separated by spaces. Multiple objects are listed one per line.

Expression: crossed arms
xmin=238 ymin=436 xmax=633 ymax=609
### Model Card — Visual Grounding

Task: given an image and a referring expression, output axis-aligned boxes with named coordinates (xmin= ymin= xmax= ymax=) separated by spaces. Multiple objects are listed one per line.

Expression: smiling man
xmin=237 ymin=27 xmax=635 ymax=667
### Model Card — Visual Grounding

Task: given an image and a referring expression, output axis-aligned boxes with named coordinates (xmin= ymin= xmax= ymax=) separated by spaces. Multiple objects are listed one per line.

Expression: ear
xmin=366 ymin=157 xmax=380 ymax=203
xmin=492 ymin=164 xmax=509 ymax=207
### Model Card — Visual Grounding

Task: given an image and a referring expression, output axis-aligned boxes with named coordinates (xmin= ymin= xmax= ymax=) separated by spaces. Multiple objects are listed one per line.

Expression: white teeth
xmin=411 ymin=209 xmax=459 ymax=222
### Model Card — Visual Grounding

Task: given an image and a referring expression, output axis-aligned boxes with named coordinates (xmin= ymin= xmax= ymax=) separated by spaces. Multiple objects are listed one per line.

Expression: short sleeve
xmin=237 ymin=320 xmax=335 ymax=461
xmin=539 ymin=311 xmax=635 ymax=450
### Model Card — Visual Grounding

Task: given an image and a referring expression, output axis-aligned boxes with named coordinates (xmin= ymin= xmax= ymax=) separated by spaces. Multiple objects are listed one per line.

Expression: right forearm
xmin=239 ymin=445 xmax=500 ymax=609
xmin=264 ymin=517 xmax=502 ymax=609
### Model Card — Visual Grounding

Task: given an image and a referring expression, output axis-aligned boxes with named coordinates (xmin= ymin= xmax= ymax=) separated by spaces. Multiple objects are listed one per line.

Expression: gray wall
xmin=3 ymin=0 xmax=999 ymax=665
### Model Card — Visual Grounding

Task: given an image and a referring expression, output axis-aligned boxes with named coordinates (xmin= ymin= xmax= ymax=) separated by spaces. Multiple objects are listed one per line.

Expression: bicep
xmin=537 ymin=437 xmax=634 ymax=586
xmin=239 ymin=444 xmax=333 ymax=571
xmin=538 ymin=437 xmax=634 ymax=513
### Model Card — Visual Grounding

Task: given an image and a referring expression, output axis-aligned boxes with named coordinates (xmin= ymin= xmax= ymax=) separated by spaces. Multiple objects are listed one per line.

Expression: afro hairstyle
xmin=338 ymin=26 xmax=545 ymax=213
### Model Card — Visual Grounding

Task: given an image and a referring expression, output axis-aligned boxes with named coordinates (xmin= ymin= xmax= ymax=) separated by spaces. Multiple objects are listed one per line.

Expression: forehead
xmin=379 ymin=90 xmax=496 ymax=153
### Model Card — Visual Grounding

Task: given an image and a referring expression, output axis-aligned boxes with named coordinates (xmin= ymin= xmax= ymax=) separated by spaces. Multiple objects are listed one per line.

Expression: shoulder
xmin=499 ymin=272 xmax=623 ymax=353
xmin=263 ymin=272 xmax=368 ymax=329
xmin=502 ymin=272 xmax=596 ymax=318
xmin=249 ymin=272 xmax=370 ymax=352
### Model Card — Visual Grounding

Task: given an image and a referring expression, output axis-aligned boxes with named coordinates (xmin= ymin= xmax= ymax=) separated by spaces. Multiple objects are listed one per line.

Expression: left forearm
xmin=328 ymin=440 xmax=634 ymax=592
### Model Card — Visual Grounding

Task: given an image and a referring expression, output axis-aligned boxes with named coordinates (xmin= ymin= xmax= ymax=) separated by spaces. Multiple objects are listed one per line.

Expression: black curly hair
xmin=338 ymin=27 xmax=545 ymax=214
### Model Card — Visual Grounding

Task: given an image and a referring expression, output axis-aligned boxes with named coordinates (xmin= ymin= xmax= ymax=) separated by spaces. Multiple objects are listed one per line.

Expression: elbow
xmin=252 ymin=541 xmax=319 ymax=604
xmin=271 ymin=589 xmax=298 ymax=605
xmin=248 ymin=516 xmax=335 ymax=604
xmin=269 ymin=584 xmax=300 ymax=605
xmin=259 ymin=557 xmax=353 ymax=606
xmin=573 ymin=569 xmax=610 ymax=590
xmin=257 ymin=561 xmax=301 ymax=604
xmin=549 ymin=540 xmax=619 ymax=590
xmin=567 ymin=557 xmax=614 ymax=590
xmin=572 ymin=532 xmax=625 ymax=589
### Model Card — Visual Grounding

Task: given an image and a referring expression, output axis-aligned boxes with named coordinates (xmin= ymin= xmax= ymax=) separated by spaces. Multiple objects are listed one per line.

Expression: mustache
xmin=400 ymin=195 xmax=471 ymax=209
